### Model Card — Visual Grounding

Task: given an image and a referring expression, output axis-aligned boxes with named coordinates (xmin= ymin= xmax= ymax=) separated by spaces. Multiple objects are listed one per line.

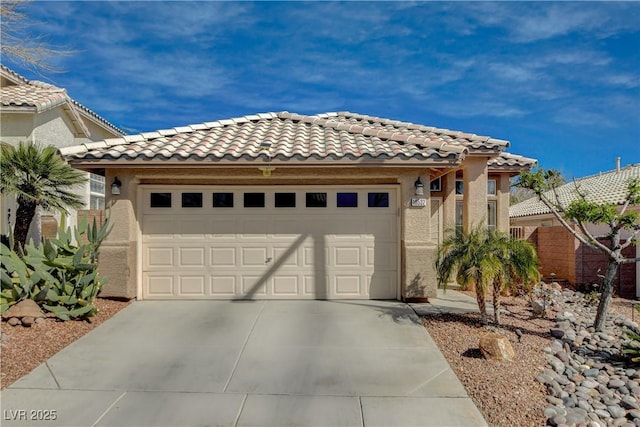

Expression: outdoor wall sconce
xmin=259 ymin=142 xmax=275 ymax=177
xmin=414 ymin=177 xmax=424 ymax=196
xmin=111 ymin=177 xmax=122 ymax=195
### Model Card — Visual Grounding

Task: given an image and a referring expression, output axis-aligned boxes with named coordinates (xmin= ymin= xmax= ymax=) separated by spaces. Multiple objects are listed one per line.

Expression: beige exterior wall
xmin=96 ymin=162 xmax=520 ymax=300
xmin=100 ymin=166 xmax=444 ymax=300
xmin=495 ymin=173 xmax=511 ymax=232
xmin=462 ymin=156 xmax=489 ymax=232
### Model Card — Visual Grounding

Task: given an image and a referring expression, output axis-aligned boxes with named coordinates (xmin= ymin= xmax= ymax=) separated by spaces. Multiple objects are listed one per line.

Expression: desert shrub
xmin=0 ymin=214 xmax=111 ymax=320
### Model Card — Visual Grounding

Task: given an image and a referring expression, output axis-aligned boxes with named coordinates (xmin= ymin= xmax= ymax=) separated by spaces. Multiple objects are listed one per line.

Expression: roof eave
xmin=66 ymin=156 xmax=464 ymax=170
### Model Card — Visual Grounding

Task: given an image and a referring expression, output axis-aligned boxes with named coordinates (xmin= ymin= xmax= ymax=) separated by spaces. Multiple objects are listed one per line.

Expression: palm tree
xmin=0 ymin=142 xmax=86 ymax=252
xmin=436 ymin=225 xmax=501 ymax=325
xmin=435 ymin=225 xmax=540 ymax=325
xmin=489 ymin=229 xmax=540 ymax=325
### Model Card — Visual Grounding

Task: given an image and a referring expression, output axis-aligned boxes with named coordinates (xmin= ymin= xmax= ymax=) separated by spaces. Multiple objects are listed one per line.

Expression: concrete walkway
xmin=1 ymin=299 xmax=486 ymax=427
xmin=410 ymin=288 xmax=492 ymax=316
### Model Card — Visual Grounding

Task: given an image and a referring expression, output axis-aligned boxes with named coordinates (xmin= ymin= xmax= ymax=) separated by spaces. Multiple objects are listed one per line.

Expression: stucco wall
xmin=99 ymin=166 xmax=448 ymax=300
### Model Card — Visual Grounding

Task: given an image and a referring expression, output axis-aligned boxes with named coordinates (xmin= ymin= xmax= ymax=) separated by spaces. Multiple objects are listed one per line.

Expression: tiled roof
xmin=0 ymin=65 xmax=124 ymax=136
xmin=510 ymin=164 xmax=640 ymax=218
xmin=1 ymin=80 xmax=69 ymax=112
xmin=61 ymin=111 xmax=532 ymax=167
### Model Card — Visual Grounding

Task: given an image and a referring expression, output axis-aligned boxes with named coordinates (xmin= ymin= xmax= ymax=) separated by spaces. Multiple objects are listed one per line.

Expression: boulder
xmin=479 ymin=332 xmax=515 ymax=361
xmin=2 ymin=299 xmax=45 ymax=320
xmin=532 ymin=300 xmax=547 ymax=315
xmin=21 ymin=316 xmax=35 ymax=327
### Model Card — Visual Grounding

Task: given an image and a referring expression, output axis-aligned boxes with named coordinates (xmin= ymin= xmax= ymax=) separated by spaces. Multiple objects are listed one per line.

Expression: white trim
xmin=396 ymin=188 xmax=402 ymax=301
xmin=135 ymin=180 xmax=143 ymax=301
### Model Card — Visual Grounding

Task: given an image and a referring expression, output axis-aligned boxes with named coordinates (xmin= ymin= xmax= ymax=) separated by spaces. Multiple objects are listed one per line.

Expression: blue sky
xmin=8 ymin=1 xmax=640 ymax=180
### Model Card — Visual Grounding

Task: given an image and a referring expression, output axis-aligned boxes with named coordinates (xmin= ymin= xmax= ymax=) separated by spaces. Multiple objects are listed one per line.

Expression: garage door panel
xmin=212 ymin=219 xmax=237 ymax=238
xmin=210 ymin=247 xmax=236 ymax=266
xmin=210 ymin=276 xmax=237 ymax=296
xmin=178 ymin=247 xmax=206 ymax=267
xmin=365 ymin=218 xmax=396 ymax=239
xmin=242 ymin=247 xmax=269 ymax=266
xmin=369 ymin=272 xmax=396 ymax=299
xmin=241 ymin=276 xmax=267 ymax=297
xmin=334 ymin=275 xmax=362 ymax=296
xmin=273 ymin=246 xmax=301 ymax=267
xmin=142 ymin=187 xmax=397 ymax=300
xmin=179 ymin=276 xmax=206 ymax=296
xmin=177 ymin=218 xmax=209 ymax=238
xmin=145 ymin=247 xmax=174 ymax=268
xmin=303 ymin=246 xmax=329 ymax=267
xmin=143 ymin=218 xmax=175 ymax=240
xmin=367 ymin=244 xmax=397 ymax=269
xmin=304 ymin=275 xmax=329 ymax=298
xmin=239 ymin=220 xmax=269 ymax=239
xmin=272 ymin=275 xmax=300 ymax=296
xmin=333 ymin=247 xmax=361 ymax=267
xmin=272 ymin=219 xmax=306 ymax=236
xmin=146 ymin=275 xmax=174 ymax=297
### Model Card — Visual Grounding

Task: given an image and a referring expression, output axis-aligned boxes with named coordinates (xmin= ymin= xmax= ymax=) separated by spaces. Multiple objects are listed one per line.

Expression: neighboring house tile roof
xmin=61 ymin=111 xmax=536 ymax=168
xmin=0 ymin=65 xmax=124 ymax=136
xmin=510 ymin=164 xmax=640 ymax=218
xmin=1 ymin=80 xmax=69 ymax=112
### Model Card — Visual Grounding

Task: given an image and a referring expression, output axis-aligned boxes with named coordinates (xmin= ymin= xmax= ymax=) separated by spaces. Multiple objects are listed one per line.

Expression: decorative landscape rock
xmin=2 ymin=299 xmax=45 ymax=327
xmin=535 ymin=285 xmax=640 ymax=427
xmin=479 ymin=332 xmax=515 ymax=361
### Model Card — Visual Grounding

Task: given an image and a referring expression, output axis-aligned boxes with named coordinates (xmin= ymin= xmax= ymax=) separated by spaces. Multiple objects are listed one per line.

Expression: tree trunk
xmin=476 ymin=285 xmax=488 ymax=325
xmin=593 ymin=259 xmax=619 ymax=332
xmin=493 ymin=282 xmax=502 ymax=325
xmin=13 ymin=199 xmax=37 ymax=253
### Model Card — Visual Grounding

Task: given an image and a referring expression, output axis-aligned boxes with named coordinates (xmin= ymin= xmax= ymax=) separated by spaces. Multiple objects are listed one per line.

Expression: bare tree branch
xmin=0 ymin=0 xmax=73 ymax=73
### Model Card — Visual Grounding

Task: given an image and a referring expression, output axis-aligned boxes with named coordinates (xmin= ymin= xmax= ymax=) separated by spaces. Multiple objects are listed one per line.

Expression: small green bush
xmin=0 ymin=213 xmax=111 ymax=320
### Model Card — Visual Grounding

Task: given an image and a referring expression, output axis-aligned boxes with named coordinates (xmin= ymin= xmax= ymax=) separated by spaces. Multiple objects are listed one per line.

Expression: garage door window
xmin=275 ymin=193 xmax=296 ymax=208
xmin=306 ymin=192 xmax=327 ymax=207
xmin=182 ymin=192 xmax=203 ymax=208
xmin=244 ymin=193 xmax=265 ymax=208
xmin=150 ymin=192 xmax=172 ymax=208
xmin=213 ymin=193 xmax=234 ymax=208
xmin=368 ymin=192 xmax=389 ymax=207
xmin=337 ymin=192 xmax=358 ymax=207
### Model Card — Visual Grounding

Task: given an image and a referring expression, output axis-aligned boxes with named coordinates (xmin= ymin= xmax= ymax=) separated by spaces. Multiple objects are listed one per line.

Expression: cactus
xmin=0 ymin=212 xmax=112 ymax=320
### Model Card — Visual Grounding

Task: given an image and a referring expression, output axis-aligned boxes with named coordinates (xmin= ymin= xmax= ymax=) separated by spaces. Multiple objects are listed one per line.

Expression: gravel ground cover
xmin=0 ymin=298 xmax=131 ymax=389
xmin=423 ymin=295 xmax=554 ymax=426
xmin=422 ymin=291 xmax=638 ymax=427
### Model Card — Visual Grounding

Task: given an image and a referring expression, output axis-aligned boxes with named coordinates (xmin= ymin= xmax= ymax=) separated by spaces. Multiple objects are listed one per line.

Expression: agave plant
xmin=1 ymin=213 xmax=112 ymax=320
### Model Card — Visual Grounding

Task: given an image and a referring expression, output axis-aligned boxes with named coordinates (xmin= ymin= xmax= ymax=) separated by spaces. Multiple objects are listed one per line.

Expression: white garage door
xmin=141 ymin=187 xmax=398 ymax=300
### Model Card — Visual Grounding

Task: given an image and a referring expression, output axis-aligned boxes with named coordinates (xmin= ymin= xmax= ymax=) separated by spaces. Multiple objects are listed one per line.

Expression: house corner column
xmin=463 ymin=157 xmax=488 ymax=233
xmin=497 ymin=173 xmax=511 ymax=233
xmin=400 ymin=173 xmax=437 ymax=301
xmin=442 ymin=170 xmax=456 ymax=235
xmin=99 ymin=172 xmax=138 ymax=299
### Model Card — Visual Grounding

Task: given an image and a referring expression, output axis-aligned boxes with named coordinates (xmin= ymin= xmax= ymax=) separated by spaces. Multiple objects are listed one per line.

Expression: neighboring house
xmin=0 ymin=65 xmax=124 ymax=241
xmin=61 ymin=111 xmax=536 ymax=301
xmin=510 ymin=162 xmax=640 ymax=298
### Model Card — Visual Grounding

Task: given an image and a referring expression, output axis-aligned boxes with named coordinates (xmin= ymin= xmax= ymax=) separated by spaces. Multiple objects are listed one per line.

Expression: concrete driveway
xmin=1 ymin=300 xmax=486 ymax=426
